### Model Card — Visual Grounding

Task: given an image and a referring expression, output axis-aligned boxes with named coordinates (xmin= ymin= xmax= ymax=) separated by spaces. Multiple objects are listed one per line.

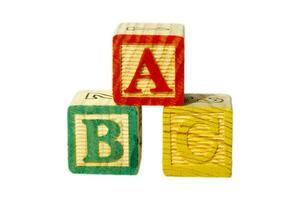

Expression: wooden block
xmin=113 ymin=23 xmax=184 ymax=106
xmin=68 ymin=90 xmax=142 ymax=175
xmin=163 ymin=94 xmax=232 ymax=177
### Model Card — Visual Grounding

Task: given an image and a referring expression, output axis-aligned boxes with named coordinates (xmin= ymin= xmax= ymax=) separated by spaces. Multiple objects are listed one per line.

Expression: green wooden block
xmin=68 ymin=90 xmax=142 ymax=175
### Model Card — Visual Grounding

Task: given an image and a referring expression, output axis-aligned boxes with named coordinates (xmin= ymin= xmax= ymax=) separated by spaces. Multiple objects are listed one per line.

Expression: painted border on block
xmin=68 ymin=105 xmax=139 ymax=175
xmin=113 ymin=34 xmax=184 ymax=106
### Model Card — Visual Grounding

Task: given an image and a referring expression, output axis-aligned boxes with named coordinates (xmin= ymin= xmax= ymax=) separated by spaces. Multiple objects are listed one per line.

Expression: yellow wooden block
xmin=163 ymin=94 xmax=233 ymax=177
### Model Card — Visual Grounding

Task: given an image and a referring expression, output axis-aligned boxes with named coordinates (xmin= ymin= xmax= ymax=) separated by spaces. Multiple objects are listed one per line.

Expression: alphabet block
xmin=68 ymin=90 xmax=142 ymax=175
xmin=113 ymin=23 xmax=184 ymax=106
xmin=163 ymin=94 xmax=232 ymax=177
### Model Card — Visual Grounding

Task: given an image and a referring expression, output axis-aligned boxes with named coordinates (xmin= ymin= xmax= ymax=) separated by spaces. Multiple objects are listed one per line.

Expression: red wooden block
xmin=113 ymin=23 xmax=184 ymax=106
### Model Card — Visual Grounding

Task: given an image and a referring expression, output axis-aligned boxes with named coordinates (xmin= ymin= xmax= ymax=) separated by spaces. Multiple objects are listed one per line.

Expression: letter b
xmin=82 ymin=119 xmax=123 ymax=162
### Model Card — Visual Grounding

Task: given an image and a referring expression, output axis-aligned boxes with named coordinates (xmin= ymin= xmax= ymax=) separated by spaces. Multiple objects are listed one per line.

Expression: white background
xmin=0 ymin=0 xmax=300 ymax=199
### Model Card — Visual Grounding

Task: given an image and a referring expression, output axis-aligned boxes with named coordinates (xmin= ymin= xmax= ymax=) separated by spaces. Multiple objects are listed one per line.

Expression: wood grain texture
xmin=74 ymin=114 xmax=130 ymax=167
xmin=113 ymin=23 xmax=184 ymax=106
xmin=121 ymin=44 xmax=176 ymax=98
xmin=68 ymin=90 xmax=141 ymax=175
xmin=163 ymin=94 xmax=232 ymax=177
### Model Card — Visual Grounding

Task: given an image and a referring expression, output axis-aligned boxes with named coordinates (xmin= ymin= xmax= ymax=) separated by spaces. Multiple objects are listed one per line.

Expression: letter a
xmin=124 ymin=48 xmax=173 ymax=93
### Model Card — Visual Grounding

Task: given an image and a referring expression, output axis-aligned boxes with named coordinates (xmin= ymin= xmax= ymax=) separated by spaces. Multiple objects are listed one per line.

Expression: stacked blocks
xmin=113 ymin=23 xmax=184 ymax=105
xmin=163 ymin=94 xmax=232 ymax=177
xmin=68 ymin=91 xmax=141 ymax=174
xmin=68 ymin=23 xmax=233 ymax=177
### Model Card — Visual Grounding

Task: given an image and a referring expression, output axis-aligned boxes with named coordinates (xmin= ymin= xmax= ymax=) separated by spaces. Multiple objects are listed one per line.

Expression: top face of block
xmin=113 ymin=23 xmax=184 ymax=106
xmin=115 ymin=23 xmax=184 ymax=36
xmin=70 ymin=90 xmax=115 ymax=106
xmin=184 ymin=94 xmax=232 ymax=109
